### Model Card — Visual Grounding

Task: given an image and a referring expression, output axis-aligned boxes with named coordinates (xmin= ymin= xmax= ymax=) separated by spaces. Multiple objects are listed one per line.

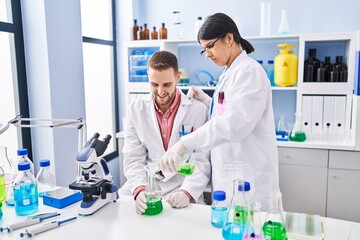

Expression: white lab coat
xmin=182 ymin=51 xmax=280 ymax=210
xmin=122 ymin=91 xmax=211 ymax=202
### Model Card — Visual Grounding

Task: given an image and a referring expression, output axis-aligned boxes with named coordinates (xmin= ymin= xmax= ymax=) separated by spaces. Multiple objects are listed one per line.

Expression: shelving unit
xmin=122 ymin=32 xmax=359 ymax=150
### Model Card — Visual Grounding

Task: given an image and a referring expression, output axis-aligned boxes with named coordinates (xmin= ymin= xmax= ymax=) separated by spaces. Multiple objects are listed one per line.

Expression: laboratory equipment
xmin=143 ymin=23 xmax=150 ymax=40
xmin=222 ymin=179 xmax=248 ymax=240
xmin=194 ymin=16 xmax=203 ymax=38
xmin=43 ymin=187 xmax=82 ymax=209
xmin=276 ymin=115 xmax=288 ymax=141
xmin=159 ymin=23 xmax=167 ymax=39
xmin=274 ymin=44 xmax=298 ymax=87
xmin=278 ymin=9 xmax=290 ymax=34
xmin=69 ymin=133 xmax=119 ymax=215
xmin=20 ymin=216 xmax=77 ymax=238
xmin=131 ymin=19 xmax=139 ymax=40
xmin=283 ymin=212 xmax=323 ymax=239
xmin=0 ymin=146 xmax=13 ymax=199
xmin=304 ymin=49 xmax=320 ymax=82
xmin=137 ymin=26 xmax=144 ymax=40
xmin=211 ymin=190 xmax=228 ymax=228
xmin=177 ymin=151 xmax=195 ymax=176
xmin=262 ymin=191 xmax=288 ymax=240
xmin=13 ymin=162 xmax=39 ymax=216
xmin=0 ymin=165 xmax=5 ymax=201
xmin=260 ymin=2 xmax=271 ymax=36
xmin=36 ymin=159 xmax=55 ymax=197
xmin=151 ymin=26 xmax=158 ymax=40
xmin=0 ymin=202 xmax=2 ymax=220
xmin=16 ymin=148 xmax=35 ymax=175
xmin=266 ymin=60 xmax=275 ymax=86
xmin=289 ymin=112 xmax=306 ymax=142
xmin=0 ymin=212 xmax=59 ymax=233
xmin=143 ymin=163 xmax=163 ymax=216
xmin=243 ymin=201 xmax=265 ymax=240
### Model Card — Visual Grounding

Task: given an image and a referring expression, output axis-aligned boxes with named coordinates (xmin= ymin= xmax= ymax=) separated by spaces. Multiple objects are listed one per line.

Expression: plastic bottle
xmin=16 ymin=148 xmax=35 ymax=175
xmin=143 ymin=23 xmax=150 ymax=40
xmin=194 ymin=16 xmax=203 ymax=39
xmin=36 ymin=159 xmax=55 ymax=197
xmin=211 ymin=190 xmax=228 ymax=228
xmin=278 ymin=9 xmax=290 ymax=34
xmin=159 ymin=23 xmax=167 ymax=39
xmin=151 ymin=26 xmax=158 ymax=40
xmin=131 ymin=19 xmax=139 ymax=40
xmin=266 ymin=60 xmax=275 ymax=86
xmin=274 ymin=44 xmax=298 ymax=87
xmin=13 ymin=162 xmax=38 ymax=216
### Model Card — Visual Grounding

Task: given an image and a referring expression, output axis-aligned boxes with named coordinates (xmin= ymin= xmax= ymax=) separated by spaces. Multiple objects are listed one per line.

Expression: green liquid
xmin=0 ymin=175 xmax=5 ymax=202
xmin=289 ymin=131 xmax=306 ymax=142
xmin=262 ymin=221 xmax=288 ymax=240
xmin=177 ymin=164 xmax=195 ymax=176
xmin=234 ymin=205 xmax=248 ymax=223
xmin=144 ymin=195 xmax=163 ymax=216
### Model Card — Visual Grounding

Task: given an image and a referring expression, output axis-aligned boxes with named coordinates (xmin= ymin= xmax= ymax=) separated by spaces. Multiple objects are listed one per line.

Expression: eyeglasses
xmin=200 ymin=33 xmax=227 ymax=55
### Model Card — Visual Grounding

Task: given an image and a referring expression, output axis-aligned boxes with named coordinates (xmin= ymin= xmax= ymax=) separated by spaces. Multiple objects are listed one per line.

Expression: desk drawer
xmin=278 ymin=147 xmax=328 ymax=167
xmin=329 ymin=150 xmax=360 ymax=170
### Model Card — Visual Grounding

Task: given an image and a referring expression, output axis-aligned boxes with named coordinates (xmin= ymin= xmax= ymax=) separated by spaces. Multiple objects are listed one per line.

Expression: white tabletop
xmin=1 ymin=194 xmax=360 ymax=240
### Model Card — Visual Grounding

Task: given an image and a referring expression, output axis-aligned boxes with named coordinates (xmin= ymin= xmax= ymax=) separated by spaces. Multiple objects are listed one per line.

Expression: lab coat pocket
xmin=179 ymin=124 xmax=193 ymax=137
xmin=216 ymin=100 xmax=227 ymax=116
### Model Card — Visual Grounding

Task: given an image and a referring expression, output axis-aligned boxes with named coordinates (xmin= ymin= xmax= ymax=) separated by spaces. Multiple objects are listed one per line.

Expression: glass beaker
xmin=222 ymin=179 xmax=248 ymax=240
xmin=262 ymin=191 xmax=288 ymax=240
xmin=177 ymin=151 xmax=195 ymax=176
xmin=143 ymin=163 xmax=163 ymax=216
xmin=289 ymin=112 xmax=306 ymax=142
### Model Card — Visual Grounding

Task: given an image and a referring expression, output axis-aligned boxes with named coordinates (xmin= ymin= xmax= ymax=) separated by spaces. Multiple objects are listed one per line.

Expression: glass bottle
xmin=36 ymin=159 xmax=55 ymax=197
xmin=222 ymin=179 xmax=248 ymax=240
xmin=143 ymin=23 xmax=150 ymax=40
xmin=262 ymin=191 xmax=288 ymax=240
xmin=289 ymin=112 xmax=306 ymax=142
xmin=151 ymin=26 xmax=158 ymax=40
xmin=0 ymin=166 xmax=5 ymax=202
xmin=131 ymin=19 xmax=139 ymax=40
xmin=211 ymin=190 xmax=228 ymax=228
xmin=16 ymin=148 xmax=35 ymax=175
xmin=177 ymin=151 xmax=195 ymax=176
xmin=137 ymin=26 xmax=144 ymax=40
xmin=243 ymin=201 xmax=265 ymax=240
xmin=159 ymin=23 xmax=167 ymax=39
xmin=267 ymin=60 xmax=275 ymax=86
xmin=323 ymin=56 xmax=332 ymax=82
xmin=143 ymin=163 xmax=163 ymax=216
xmin=13 ymin=162 xmax=38 ymax=216
xmin=278 ymin=9 xmax=290 ymax=34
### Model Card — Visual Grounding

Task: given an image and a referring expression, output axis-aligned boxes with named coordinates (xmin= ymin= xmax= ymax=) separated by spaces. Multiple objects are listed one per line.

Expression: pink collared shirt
xmin=154 ymin=89 xmax=181 ymax=151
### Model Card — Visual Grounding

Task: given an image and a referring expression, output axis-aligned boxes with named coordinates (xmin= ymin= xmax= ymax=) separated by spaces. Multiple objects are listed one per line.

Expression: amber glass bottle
xmin=137 ymin=26 xmax=144 ymax=40
xmin=159 ymin=23 xmax=167 ymax=39
xmin=143 ymin=23 xmax=150 ymax=40
xmin=151 ymin=26 xmax=158 ymax=40
xmin=131 ymin=19 xmax=139 ymax=40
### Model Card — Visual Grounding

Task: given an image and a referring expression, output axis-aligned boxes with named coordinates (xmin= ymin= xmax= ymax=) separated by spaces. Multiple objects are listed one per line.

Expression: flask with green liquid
xmin=143 ymin=163 xmax=163 ymax=216
xmin=177 ymin=152 xmax=195 ymax=176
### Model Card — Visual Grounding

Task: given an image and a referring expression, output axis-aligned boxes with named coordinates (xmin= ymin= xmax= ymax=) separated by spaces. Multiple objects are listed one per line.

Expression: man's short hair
xmin=148 ymin=50 xmax=179 ymax=74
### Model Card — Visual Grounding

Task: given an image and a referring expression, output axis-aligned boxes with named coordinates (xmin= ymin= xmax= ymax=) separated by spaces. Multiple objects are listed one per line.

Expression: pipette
xmin=0 ymin=212 xmax=60 ymax=233
xmin=20 ymin=216 xmax=77 ymax=238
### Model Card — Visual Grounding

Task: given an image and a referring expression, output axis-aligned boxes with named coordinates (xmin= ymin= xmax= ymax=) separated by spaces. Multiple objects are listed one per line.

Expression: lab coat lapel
xmin=146 ymin=94 xmax=164 ymax=150
xmin=169 ymin=91 xmax=190 ymax=147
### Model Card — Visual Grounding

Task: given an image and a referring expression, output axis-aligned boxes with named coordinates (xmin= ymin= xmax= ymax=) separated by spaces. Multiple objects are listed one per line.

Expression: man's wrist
xmin=133 ymin=185 xmax=146 ymax=200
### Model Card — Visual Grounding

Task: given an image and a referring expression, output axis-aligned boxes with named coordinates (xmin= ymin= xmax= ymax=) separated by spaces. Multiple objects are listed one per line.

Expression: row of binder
xmin=302 ymin=95 xmax=346 ymax=141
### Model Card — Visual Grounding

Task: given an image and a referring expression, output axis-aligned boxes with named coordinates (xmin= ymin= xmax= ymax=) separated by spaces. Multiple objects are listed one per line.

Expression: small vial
xmin=36 ymin=159 xmax=55 ymax=197
xmin=211 ymin=190 xmax=228 ymax=228
xmin=13 ymin=162 xmax=38 ymax=216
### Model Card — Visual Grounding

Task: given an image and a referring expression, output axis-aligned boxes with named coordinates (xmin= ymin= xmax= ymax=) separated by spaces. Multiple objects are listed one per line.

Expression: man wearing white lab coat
xmin=121 ymin=51 xmax=210 ymax=214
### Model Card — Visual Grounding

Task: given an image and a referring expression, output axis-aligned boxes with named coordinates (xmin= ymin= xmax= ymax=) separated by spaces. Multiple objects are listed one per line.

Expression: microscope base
xmin=78 ymin=191 xmax=118 ymax=216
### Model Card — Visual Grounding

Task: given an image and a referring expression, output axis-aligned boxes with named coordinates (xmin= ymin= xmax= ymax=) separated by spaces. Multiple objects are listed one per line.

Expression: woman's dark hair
xmin=197 ymin=13 xmax=254 ymax=54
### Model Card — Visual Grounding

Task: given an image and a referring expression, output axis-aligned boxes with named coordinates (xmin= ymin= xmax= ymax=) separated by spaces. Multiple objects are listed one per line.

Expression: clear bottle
xmin=131 ymin=19 xmax=139 ymax=40
xmin=194 ymin=16 xmax=203 ymax=39
xmin=159 ymin=23 xmax=167 ymax=39
xmin=266 ymin=60 xmax=275 ymax=86
xmin=36 ymin=159 xmax=55 ymax=197
xmin=211 ymin=190 xmax=228 ymax=228
xmin=262 ymin=191 xmax=287 ymax=240
xmin=222 ymin=179 xmax=249 ymax=240
xmin=278 ymin=9 xmax=290 ymax=34
xmin=13 ymin=162 xmax=38 ymax=216
xmin=143 ymin=163 xmax=162 ymax=216
xmin=16 ymin=148 xmax=35 ymax=175
xmin=137 ymin=26 xmax=144 ymax=40
xmin=0 ymin=166 xmax=5 ymax=202
xmin=151 ymin=26 xmax=158 ymax=40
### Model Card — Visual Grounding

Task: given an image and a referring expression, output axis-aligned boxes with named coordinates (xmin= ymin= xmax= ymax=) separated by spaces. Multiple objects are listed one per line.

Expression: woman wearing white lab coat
xmin=160 ymin=13 xmax=280 ymax=211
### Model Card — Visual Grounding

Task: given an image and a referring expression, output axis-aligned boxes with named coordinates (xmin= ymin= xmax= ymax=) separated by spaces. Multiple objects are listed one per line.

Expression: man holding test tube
xmin=121 ymin=51 xmax=210 ymax=214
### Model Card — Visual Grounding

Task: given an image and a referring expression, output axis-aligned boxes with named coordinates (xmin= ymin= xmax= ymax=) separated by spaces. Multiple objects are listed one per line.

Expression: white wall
xmin=21 ymin=0 xmax=86 ymax=186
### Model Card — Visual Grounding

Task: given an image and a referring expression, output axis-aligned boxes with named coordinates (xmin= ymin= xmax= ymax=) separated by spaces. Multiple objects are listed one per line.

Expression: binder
xmin=302 ymin=95 xmax=313 ymax=138
xmin=323 ymin=96 xmax=335 ymax=140
xmin=311 ymin=96 xmax=324 ymax=140
xmin=333 ymin=96 xmax=346 ymax=140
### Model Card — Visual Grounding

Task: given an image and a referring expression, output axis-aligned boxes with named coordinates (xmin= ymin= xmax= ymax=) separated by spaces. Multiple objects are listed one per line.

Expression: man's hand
xmin=135 ymin=190 xmax=147 ymax=214
xmin=166 ymin=191 xmax=190 ymax=208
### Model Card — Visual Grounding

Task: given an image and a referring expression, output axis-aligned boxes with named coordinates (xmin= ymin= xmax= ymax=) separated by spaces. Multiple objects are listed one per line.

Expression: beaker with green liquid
xmin=262 ymin=191 xmax=288 ymax=240
xmin=177 ymin=152 xmax=195 ymax=176
xmin=143 ymin=163 xmax=163 ymax=216
xmin=289 ymin=112 xmax=306 ymax=142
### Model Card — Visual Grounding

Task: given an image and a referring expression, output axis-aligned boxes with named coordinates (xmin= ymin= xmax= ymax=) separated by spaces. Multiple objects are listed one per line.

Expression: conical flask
xmin=262 ymin=191 xmax=288 ymax=240
xmin=289 ymin=112 xmax=306 ymax=142
xmin=0 ymin=146 xmax=15 ymax=205
xmin=222 ymin=179 xmax=249 ymax=240
xmin=243 ymin=201 xmax=265 ymax=240
xmin=177 ymin=151 xmax=195 ymax=176
xmin=143 ymin=163 xmax=163 ymax=216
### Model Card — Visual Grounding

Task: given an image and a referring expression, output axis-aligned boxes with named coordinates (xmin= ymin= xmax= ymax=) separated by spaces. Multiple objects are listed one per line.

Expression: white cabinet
xmin=278 ymin=147 xmax=328 ymax=216
xmin=327 ymin=150 xmax=360 ymax=222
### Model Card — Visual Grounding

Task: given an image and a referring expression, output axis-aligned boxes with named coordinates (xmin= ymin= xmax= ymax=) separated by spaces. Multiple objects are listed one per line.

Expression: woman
xmin=160 ymin=13 xmax=280 ymax=211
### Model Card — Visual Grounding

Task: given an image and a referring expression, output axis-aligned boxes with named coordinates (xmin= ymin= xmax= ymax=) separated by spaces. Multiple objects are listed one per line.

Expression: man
xmin=121 ymin=50 xmax=210 ymax=214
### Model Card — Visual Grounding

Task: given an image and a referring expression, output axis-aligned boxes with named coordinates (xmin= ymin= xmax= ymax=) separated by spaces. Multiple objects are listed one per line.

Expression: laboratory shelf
xmin=276 ymin=140 xmax=356 ymax=150
xmin=271 ymin=86 xmax=297 ymax=91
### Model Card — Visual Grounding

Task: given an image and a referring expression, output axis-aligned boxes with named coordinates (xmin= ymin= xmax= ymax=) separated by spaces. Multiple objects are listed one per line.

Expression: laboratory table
xmin=1 ymin=193 xmax=360 ymax=240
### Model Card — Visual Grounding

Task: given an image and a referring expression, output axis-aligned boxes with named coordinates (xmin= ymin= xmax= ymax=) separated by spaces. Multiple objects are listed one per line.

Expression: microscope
xmin=69 ymin=133 xmax=119 ymax=215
